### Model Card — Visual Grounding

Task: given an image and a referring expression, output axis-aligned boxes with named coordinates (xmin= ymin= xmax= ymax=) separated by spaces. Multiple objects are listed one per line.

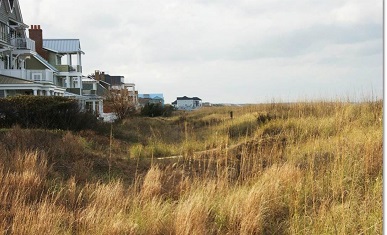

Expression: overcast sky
xmin=20 ymin=0 xmax=382 ymax=104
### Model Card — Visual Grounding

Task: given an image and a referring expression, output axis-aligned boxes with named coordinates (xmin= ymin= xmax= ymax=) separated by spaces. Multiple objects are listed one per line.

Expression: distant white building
xmin=172 ymin=96 xmax=202 ymax=110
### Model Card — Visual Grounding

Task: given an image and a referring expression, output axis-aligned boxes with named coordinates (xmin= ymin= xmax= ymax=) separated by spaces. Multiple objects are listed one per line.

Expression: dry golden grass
xmin=0 ymin=100 xmax=382 ymax=234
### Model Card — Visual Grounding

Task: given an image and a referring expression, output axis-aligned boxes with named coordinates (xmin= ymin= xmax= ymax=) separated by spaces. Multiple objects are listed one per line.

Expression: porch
xmin=0 ymin=69 xmax=55 ymax=83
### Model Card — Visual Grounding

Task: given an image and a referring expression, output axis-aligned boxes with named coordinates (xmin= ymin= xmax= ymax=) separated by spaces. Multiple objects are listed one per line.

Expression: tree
xmin=105 ymin=90 xmax=137 ymax=120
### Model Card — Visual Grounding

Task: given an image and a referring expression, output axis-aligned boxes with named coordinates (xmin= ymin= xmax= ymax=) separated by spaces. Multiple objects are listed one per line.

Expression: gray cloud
xmin=19 ymin=0 xmax=383 ymax=103
xmin=232 ymin=22 xmax=382 ymax=60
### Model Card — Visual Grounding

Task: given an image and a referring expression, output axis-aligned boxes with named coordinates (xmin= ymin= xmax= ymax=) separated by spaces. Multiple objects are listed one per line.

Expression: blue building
xmin=138 ymin=93 xmax=164 ymax=107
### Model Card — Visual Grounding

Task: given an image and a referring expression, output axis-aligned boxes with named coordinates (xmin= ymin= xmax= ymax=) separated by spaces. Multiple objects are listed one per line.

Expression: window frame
xmin=32 ymin=73 xmax=42 ymax=81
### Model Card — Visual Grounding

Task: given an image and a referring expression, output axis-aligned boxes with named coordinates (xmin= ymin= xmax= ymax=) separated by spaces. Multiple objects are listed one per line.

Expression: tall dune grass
xmin=0 ymin=100 xmax=382 ymax=234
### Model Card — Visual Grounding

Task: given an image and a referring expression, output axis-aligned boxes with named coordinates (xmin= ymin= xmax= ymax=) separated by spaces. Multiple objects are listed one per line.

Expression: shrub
xmin=256 ymin=113 xmax=276 ymax=126
xmin=141 ymin=103 xmax=175 ymax=117
xmin=0 ymin=95 xmax=97 ymax=130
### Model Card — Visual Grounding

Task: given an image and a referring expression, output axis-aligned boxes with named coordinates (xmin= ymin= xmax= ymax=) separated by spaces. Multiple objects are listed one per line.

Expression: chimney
xmin=95 ymin=70 xmax=100 ymax=81
xmin=29 ymin=24 xmax=48 ymax=60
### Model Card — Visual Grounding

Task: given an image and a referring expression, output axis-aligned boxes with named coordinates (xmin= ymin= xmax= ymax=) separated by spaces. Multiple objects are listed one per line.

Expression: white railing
xmin=82 ymin=90 xmax=96 ymax=95
xmin=0 ymin=69 xmax=54 ymax=83
xmin=10 ymin=38 xmax=36 ymax=51
xmin=0 ymin=69 xmax=27 ymax=80
xmin=28 ymin=69 xmax=54 ymax=83
xmin=26 ymin=38 xmax=36 ymax=51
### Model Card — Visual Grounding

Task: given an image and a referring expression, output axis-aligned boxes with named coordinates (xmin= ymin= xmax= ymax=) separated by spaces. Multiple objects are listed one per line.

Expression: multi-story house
xmin=28 ymin=25 xmax=84 ymax=94
xmin=0 ymin=0 xmax=83 ymax=98
xmin=0 ymin=0 xmax=66 ymax=97
xmin=93 ymin=70 xmax=138 ymax=109
xmin=82 ymin=76 xmax=107 ymax=115
xmin=0 ymin=0 xmax=105 ymax=115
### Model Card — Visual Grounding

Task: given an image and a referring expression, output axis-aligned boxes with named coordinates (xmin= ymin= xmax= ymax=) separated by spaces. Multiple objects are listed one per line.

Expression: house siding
xmin=47 ymin=51 xmax=57 ymax=65
xmin=83 ymin=84 xmax=93 ymax=90
xmin=177 ymin=100 xmax=195 ymax=110
xmin=0 ymin=0 xmax=25 ymax=46
xmin=0 ymin=1 xmax=23 ymax=26
xmin=8 ymin=11 xmax=17 ymax=22
xmin=8 ymin=1 xmax=23 ymax=23
xmin=25 ymin=56 xmax=47 ymax=70
xmin=175 ymin=96 xmax=202 ymax=110
xmin=96 ymin=84 xmax=106 ymax=96
xmin=0 ymin=5 xmax=9 ymax=23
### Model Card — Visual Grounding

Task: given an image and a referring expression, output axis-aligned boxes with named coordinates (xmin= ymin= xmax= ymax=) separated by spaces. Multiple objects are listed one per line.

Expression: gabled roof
xmin=3 ymin=0 xmax=27 ymax=28
xmin=32 ymin=53 xmax=59 ymax=72
xmin=0 ymin=74 xmax=33 ymax=84
xmin=43 ymin=39 xmax=84 ymax=54
xmin=177 ymin=96 xmax=201 ymax=101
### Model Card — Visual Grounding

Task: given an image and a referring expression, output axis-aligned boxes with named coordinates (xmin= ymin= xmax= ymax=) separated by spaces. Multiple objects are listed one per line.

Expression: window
xmin=85 ymin=102 xmax=93 ymax=113
xmin=32 ymin=73 xmax=42 ymax=81
xmin=0 ymin=22 xmax=8 ymax=42
xmin=56 ymin=55 xmax=62 ymax=65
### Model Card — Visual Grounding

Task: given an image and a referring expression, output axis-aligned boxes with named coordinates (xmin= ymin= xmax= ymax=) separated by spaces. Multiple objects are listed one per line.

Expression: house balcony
xmin=82 ymin=90 xmax=97 ymax=95
xmin=0 ymin=69 xmax=54 ymax=83
xmin=66 ymin=88 xmax=81 ymax=95
xmin=55 ymin=65 xmax=82 ymax=73
xmin=10 ymin=38 xmax=36 ymax=51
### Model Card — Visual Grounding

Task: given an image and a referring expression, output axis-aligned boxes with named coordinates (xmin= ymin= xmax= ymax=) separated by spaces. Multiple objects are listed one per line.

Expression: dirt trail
xmin=155 ymin=143 xmax=241 ymax=160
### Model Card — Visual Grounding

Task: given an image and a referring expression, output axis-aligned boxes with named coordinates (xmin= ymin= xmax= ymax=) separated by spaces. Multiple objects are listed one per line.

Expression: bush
xmin=141 ymin=103 xmax=175 ymax=117
xmin=256 ymin=113 xmax=276 ymax=126
xmin=0 ymin=95 xmax=97 ymax=130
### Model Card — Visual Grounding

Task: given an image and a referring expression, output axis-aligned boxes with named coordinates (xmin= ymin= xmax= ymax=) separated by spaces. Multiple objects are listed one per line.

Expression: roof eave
xmin=42 ymin=47 xmax=58 ymax=53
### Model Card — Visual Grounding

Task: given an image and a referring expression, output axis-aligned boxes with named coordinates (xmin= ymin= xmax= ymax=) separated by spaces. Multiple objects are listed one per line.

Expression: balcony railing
xmin=10 ymin=38 xmax=35 ymax=51
xmin=66 ymin=88 xmax=81 ymax=95
xmin=0 ymin=69 xmax=54 ymax=83
xmin=55 ymin=65 xmax=82 ymax=73
xmin=83 ymin=90 xmax=96 ymax=95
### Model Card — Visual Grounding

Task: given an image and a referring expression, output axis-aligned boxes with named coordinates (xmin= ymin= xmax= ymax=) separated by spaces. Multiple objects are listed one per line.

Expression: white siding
xmin=177 ymin=99 xmax=194 ymax=110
